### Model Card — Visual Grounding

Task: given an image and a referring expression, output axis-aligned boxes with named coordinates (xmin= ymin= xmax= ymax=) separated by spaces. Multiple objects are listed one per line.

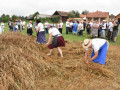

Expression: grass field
xmin=4 ymin=22 xmax=120 ymax=45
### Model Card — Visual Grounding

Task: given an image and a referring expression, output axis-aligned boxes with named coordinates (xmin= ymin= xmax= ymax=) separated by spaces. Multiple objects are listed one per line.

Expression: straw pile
xmin=0 ymin=32 xmax=120 ymax=90
xmin=0 ymin=32 xmax=53 ymax=90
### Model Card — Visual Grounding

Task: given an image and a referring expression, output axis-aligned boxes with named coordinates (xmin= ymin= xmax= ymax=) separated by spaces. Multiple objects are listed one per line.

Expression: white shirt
xmin=38 ymin=23 xmax=44 ymax=32
xmin=78 ymin=23 xmax=83 ymax=30
xmin=44 ymin=22 xmax=49 ymax=28
xmin=90 ymin=22 xmax=93 ymax=27
xmin=0 ymin=26 xmax=2 ymax=34
xmin=102 ymin=23 xmax=107 ymax=29
xmin=49 ymin=27 xmax=61 ymax=36
xmin=15 ymin=25 xmax=18 ymax=29
xmin=27 ymin=23 xmax=33 ymax=28
xmin=108 ymin=22 xmax=113 ymax=31
xmin=69 ymin=22 xmax=73 ymax=27
xmin=58 ymin=23 xmax=63 ymax=28
xmin=1 ymin=23 xmax=4 ymax=28
xmin=92 ymin=38 xmax=106 ymax=52
xmin=66 ymin=21 xmax=70 ymax=27
xmin=22 ymin=21 xmax=26 ymax=25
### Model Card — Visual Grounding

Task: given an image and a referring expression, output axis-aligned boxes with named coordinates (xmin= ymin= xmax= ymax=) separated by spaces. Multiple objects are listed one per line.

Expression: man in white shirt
xmin=83 ymin=38 xmax=109 ymax=65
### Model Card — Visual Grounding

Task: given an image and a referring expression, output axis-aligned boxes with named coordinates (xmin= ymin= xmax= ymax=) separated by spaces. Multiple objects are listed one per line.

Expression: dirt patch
xmin=0 ymin=32 xmax=120 ymax=90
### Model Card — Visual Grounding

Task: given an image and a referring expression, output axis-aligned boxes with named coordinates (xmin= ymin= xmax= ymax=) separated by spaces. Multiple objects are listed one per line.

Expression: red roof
xmin=80 ymin=14 xmax=86 ymax=18
xmin=87 ymin=11 xmax=109 ymax=18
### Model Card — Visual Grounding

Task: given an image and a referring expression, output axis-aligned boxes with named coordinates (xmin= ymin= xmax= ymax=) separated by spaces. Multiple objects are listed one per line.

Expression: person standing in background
xmin=83 ymin=20 xmax=86 ymax=31
xmin=14 ymin=22 xmax=18 ymax=32
xmin=58 ymin=20 xmax=63 ymax=34
xmin=22 ymin=20 xmax=26 ymax=30
xmin=27 ymin=21 xmax=33 ymax=36
xmin=86 ymin=21 xmax=91 ymax=34
xmin=20 ymin=20 xmax=23 ymax=32
xmin=78 ymin=21 xmax=84 ymax=36
xmin=44 ymin=21 xmax=49 ymax=34
xmin=107 ymin=21 xmax=114 ymax=40
xmin=36 ymin=20 xmax=46 ymax=44
xmin=112 ymin=19 xmax=119 ymax=42
xmin=1 ymin=21 xmax=5 ymax=32
xmin=73 ymin=21 xmax=78 ymax=35
xmin=9 ymin=20 xmax=14 ymax=31
xmin=101 ymin=20 xmax=107 ymax=38
xmin=69 ymin=20 xmax=73 ymax=33
xmin=91 ymin=21 xmax=99 ymax=38
xmin=66 ymin=19 xmax=70 ymax=34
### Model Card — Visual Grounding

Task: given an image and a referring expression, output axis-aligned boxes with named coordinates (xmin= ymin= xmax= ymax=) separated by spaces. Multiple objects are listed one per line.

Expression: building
xmin=34 ymin=14 xmax=51 ymax=19
xmin=80 ymin=14 xmax=86 ymax=20
xmin=27 ymin=15 xmax=33 ymax=20
xmin=86 ymin=11 xmax=109 ymax=23
xmin=116 ymin=14 xmax=120 ymax=23
xmin=52 ymin=11 xmax=70 ymax=22
xmin=109 ymin=14 xmax=115 ymax=21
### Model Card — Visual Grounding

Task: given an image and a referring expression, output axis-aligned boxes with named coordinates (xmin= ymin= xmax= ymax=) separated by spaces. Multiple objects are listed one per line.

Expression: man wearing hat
xmin=83 ymin=38 xmax=109 ymax=65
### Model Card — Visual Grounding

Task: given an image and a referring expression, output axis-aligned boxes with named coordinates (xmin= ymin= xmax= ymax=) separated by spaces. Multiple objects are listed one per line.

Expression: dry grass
xmin=0 ymin=32 xmax=120 ymax=90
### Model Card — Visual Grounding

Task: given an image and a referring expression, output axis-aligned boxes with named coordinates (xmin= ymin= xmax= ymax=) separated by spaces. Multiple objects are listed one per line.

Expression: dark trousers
xmin=66 ymin=27 xmax=69 ymax=34
xmin=78 ymin=30 xmax=83 ymax=36
xmin=45 ymin=28 xmax=48 ymax=34
xmin=87 ymin=28 xmax=91 ymax=34
xmin=107 ymin=30 xmax=112 ymax=40
xmin=59 ymin=28 xmax=62 ymax=34
xmin=98 ymin=29 xmax=101 ymax=37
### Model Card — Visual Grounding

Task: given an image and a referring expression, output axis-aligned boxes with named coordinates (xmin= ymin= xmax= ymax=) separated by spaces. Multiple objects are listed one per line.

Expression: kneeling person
xmin=83 ymin=38 xmax=109 ymax=65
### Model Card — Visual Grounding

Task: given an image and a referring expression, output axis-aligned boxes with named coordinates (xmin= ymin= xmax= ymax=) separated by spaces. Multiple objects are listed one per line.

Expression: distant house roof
xmin=27 ymin=15 xmax=33 ymax=20
xmin=80 ymin=14 xmax=86 ymax=18
xmin=109 ymin=14 xmax=115 ymax=18
xmin=116 ymin=13 xmax=120 ymax=17
xmin=35 ymin=14 xmax=51 ymax=19
xmin=87 ymin=11 xmax=109 ymax=18
xmin=53 ymin=11 xmax=70 ymax=17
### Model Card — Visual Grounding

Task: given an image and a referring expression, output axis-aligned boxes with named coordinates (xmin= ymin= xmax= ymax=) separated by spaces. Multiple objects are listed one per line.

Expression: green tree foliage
xmin=69 ymin=10 xmax=80 ymax=18
xmin=32 ymin=11 xmax=40 ymax=19
xmin=12 ymin=15 xmax=18 ymax=22
xmin=1 ymin=14 xmax=10 ymax=22
xmin=82 ymin=10 xmax=89 ymax=15
xmin=51 ymin=16 xmax=60 ymax=23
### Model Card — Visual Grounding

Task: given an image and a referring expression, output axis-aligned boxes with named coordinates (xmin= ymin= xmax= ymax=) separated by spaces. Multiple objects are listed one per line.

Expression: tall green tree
xmin=1 ymin=14 xmax=10 ymax=22
xmin=82 ymin=10 xmax=89 ymax=15
xmin=32 ymin=11 xmax=40 ymax=19
xmin=69 ymin=10 xmax=80 ymax=18
xmin=12 ymin=15 xmax=18 ymax=21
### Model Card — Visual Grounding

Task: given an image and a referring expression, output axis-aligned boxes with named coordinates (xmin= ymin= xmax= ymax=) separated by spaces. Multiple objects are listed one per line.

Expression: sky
xmin=0 ymin=0 xmax=120 ymax=16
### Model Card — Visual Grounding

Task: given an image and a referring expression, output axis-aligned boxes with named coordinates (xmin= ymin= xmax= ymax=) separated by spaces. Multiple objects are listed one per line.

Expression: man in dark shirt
xmin=113 ymin=19 xmax=119 ymax=42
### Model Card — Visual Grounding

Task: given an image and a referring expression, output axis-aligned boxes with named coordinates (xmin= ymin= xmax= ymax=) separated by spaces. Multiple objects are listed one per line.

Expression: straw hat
xmin=83 ymin=39 xmax=92 ymax=49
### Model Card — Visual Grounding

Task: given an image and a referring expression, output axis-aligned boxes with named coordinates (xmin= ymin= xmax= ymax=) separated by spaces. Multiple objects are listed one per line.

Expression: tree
xmin=82 ymin=10 xmax=89 ymax=15
xmin=68 ymin=10 xmax=80 ymax=18
xmin=12 ymin=15 xmax=18 ymax=21
xmin=32 ymin=11 xmax=40 ymax=19
xmin=1 ymin=14 xmax=10 ymax=22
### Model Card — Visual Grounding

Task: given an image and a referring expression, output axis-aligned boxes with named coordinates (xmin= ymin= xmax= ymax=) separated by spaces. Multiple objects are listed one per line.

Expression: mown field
xmin=3 ymin=22 xmax=120 ymax=45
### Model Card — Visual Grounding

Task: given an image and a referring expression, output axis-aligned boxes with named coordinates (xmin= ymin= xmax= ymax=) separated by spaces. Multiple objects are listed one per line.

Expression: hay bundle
xmin=0 ymin=32 xmax=52 ymax=90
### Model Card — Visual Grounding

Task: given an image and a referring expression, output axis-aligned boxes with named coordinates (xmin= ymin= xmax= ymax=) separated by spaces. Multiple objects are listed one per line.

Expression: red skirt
xmin=48 ymin=36 xmax=65 ymax=49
